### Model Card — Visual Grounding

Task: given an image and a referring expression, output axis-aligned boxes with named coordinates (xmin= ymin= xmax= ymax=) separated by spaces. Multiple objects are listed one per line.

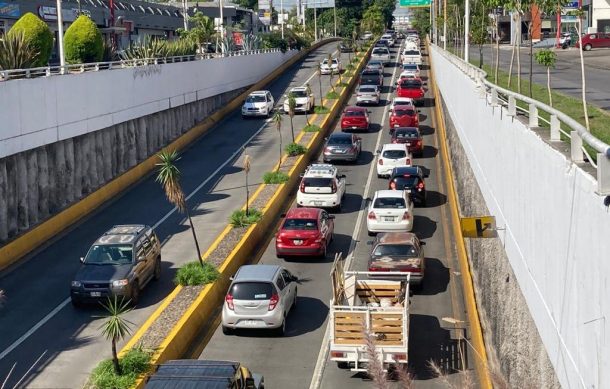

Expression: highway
xmin=0 ymin=41 xmax=341 ymax=389
xmin=198 ymin=41 xmax=477 ymax=388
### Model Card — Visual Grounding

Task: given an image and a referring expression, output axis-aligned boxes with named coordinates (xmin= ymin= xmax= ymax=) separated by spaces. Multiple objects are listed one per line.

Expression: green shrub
xmin=263 ymin=171 xmax=289 ymax=184
xmin=165 ymin=39 xmax=197 ymax=57
xmin=7 ymin=13 xmax=53 ymax=67
xmin=0 ymin=32 xmax=39 ymax=71
xmin=314 ymin=106 xmax=330 ymax=114
xmin=174 ymin=261 xmax=219 ymax=286
xmin=285 ymin=143 xmax=307 ymax=156
xmin=303 ymin=124 xmax=321 ymax=132
xmin=63 ymin=15 xmax=103 ymax=64
xmin=260 ymin=32 xmax=288 ymax=53
xmin=230 ymin=208 xmax=263 ymax=228
xmin=326 ymin=91 xmax=340 ymax=100
xmin=90 ymin=347 xmax=152 ymax=389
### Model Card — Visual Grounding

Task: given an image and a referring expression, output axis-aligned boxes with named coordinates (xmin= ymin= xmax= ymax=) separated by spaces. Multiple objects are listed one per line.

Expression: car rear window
xmin=373 ymin=244 xmax=418 ymax=258
xmin=404 ymin=50 xmax=420 ymax=55
xmin=373 ymin=197 xmax=406 ymax=209
xmin=382 ymin=150 xmax=407 ymax=159
xmin=359 ymin=87 xmax=377 ymax=93
xmin=403 ymin=65 xmax=418 ymax=70
xmin=283 ymin=218 xmax=318 ymax=230
xmin=345 ymin=110 xmax=365 ymax=117
xmin=395 ymin=130 xmax=419 ymax=138
xmin=328 ymin=136 xmax=353 ymax=145
xmin=230 ymin=282 xmax=276 ymax=300
xmin=394 ymin=109 xmax=416 ymax=116
xmin=392 ymin=176 xmax=418 ymax=188
xmin=303 ymin=177 xmax=333 ymax=187
xmin=400 ymin=81 xmax=422 ymax=89
xmin=373 ymin=48 xmax=388 ymax=54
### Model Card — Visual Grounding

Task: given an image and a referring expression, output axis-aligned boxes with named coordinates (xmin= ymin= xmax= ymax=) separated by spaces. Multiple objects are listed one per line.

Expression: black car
xmin=388 ymin=166 xmax=429 ymax=206
xmin=339 ymin=42 xmax=353 ymax=52
xmin=360 ymin=69 xmax=383 ymax=87
xmin=375 ymin=39 xmax=390 ymax=48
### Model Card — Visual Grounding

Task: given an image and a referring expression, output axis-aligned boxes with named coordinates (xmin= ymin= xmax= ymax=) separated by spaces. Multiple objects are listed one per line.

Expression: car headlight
xmin=71 ymin=281 xmax=82 ymax=288
xmin=112 ymin=279 xmax=129 ymax=287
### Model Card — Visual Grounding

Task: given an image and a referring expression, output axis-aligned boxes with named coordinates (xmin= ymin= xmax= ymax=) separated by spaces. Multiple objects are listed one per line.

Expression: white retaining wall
xmin=430 ymin=45 xmax=610 ymax=389
xmin=0 ymin=50 xmax=298 ymax=158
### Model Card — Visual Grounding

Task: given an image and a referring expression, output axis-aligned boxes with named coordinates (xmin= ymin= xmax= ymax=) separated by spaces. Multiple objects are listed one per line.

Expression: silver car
xmin=222 ymin=265 xmax=297 ymax=336
xmin=323 ymin=132 xmax=362 ymax=163
xmin=356 ymin=85 xmax=381 ymax=106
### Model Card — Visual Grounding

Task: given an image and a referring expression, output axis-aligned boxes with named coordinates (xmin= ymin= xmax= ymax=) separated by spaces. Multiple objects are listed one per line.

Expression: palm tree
xmin=156 ymin=150 xmax=203 ymax=267
xmin=98 ymin=296 xmax=134 ymax=375
xmin=273 ymin=110 xmax=283 ymax=171
xmin=287 ymin=93 xmax=296 ymax=142
xmin=187 ymin=11 xmax=216 ymax=54
xmin=327 ymin=53 xmax=336 ymax=93
xmin=317 ymin=64 xmax=324 ymax=106
xmin=534 ymin=48 xmax=556 ymax=106
xmin=304 ymin=83 xmax=311 ymax=125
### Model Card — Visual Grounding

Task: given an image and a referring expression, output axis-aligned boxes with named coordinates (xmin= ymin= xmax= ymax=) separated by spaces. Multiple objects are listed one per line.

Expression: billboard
xmin=258 ymin=0 xmax=272 ymax=26
xmin=305 ymin=0 xmax=335 ymax=9
xmin=399 ymin=0 xmax=431 ymax=8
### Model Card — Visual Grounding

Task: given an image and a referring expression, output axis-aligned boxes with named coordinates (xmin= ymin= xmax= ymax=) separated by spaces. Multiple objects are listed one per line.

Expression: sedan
xmin=360 ymin=69 xmax=383 ymax=87
xmin=402 ymin=63 xmax=421 ymax=77
xmin=388 ymin=166 xmax=428 ymax=206
xmin=389 ymin=105 xmax=419 ymax=129
xmin=275 ymin=207 xmax=335 ymax=258
xmin=365 ymin=60 xmax=384 ymax=75
xmin=396 ymin=79 xmax=425 ymax=105
xmin=391 ymin=127 xmax=423 ymax=157
xmin=341 ymin=106 xmax=370 ymax=132
xmin=323 ymin=132 xmax=362 ymax=163
xmin=366 ymin=190 xmax=414 ymax=235
xmin=368 ymin=232 xmax=425 ymax=286
xmin=356 ymin=85 xmax=381 ymax=106
xmin=320 ymin=58 xmax=342 ymax=75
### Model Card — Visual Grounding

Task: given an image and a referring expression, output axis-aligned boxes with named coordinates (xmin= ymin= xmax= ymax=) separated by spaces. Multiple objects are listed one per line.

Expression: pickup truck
xmin=329 ymin=258 xmax=411 ymax=372
xmin=145 ymin=359 xmax=264 ymax=389
xmin=371 ymin=47 xmax=391 ymax=66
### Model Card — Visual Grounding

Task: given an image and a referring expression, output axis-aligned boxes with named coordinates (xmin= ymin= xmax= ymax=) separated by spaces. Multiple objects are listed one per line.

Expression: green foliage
xmin=0 ymin=32 xmax=39 ymax=70
xmin=314 ymin=106 xmax=330 ymax=114
xmin=174 ymin=261 xmax=220 ymax=286
xmin=102 ymin=41 xmax=118 ymax=62
xmin=230 ymin=208 xmax=263 ymax=228
xmin=120 ymin=38 xmax=196 ymax=61
xmin=361 ymin=4 xmax=385 ymax=35
xmin=165 ymin=39 xmax=198 ymax=57
xmin=326 ymin=90 xmax=340 ymax=100
xmin=260 ymin=32 xmax=289 ymax=53
xmin=263 ymin=171 xmax=290 ymax=184
xmin=180 ymin=11 xmax=215 ymax=53
xmin=534 ymin=49 xmax=557 ymax=68
xmin=411 ymin=8 xmax=431 ymax=35
xmin=285 ymin=142 xmax=307 ymax=156
xmin=303 ymin=124 xmax=321 ymax=132
xmin=90 ymin=347 xmax=152 ymax=389
xmin=63 ymin=15 xmax=103 ymax=64
xmin=7 ymin=13 xmax=53 ymax=67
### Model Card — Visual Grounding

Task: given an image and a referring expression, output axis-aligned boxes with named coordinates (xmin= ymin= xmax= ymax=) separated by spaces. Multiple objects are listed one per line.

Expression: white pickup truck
xmin=371 ymin=47 xmax=391 ymax=66
xmin=329 ymin=258 xmax=411 ymax=372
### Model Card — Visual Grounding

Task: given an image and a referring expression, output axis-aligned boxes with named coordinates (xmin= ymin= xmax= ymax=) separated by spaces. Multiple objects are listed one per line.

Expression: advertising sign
xmin=399 ymin=0 xmax=431 ymax=8
xmin=37 ymin=6 xmax=88 ymax=22
xmin=258 ymin=0 xmax=272 ymax=26
xmin=305 ymin=0 xmax=335 ymax=9
xmin=0 ymin=2 xmax=20 ymax=18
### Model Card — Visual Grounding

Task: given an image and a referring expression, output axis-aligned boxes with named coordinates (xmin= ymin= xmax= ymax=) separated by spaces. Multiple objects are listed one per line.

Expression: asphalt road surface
xmin=0 ymin=41 xmax=343 ymax=389
xmin=470 ymin=45 xmax=610 ymax=111
xmin=199 ymin=41 xmax=477 ymax=388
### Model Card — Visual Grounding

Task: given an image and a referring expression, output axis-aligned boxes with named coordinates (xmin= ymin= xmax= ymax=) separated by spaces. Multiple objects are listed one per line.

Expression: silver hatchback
xmin=356 ymin=85 xmax=381 ymax=106
xmin=222 ymin=265 xmax=298 ymax=336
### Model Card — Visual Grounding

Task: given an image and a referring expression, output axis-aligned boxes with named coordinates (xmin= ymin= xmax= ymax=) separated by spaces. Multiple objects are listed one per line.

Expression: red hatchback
xmin=396 ymin=78 xmax=425 ymax=105
xmin=275 ymin=207 xmax=335 ymax=258
xmin=389 ymin=105 xmax=419 ymax=129
xmin=341 ymin=106 xmax=370 ymax=132
xmin=391 ymin=127 xmax=423 ymax=157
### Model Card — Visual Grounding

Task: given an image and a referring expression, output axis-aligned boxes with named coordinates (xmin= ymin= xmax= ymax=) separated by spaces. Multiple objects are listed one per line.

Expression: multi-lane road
xmin=0 ymin=42 xmax=343 ymax=389
xmin=199 ymin=41 xmax=478 ymax=388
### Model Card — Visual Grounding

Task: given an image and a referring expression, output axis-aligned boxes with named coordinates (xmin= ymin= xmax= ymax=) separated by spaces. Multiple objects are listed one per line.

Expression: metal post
xmin=220 ymin=0 xmax=224 ymax=55
xmin=443 ymin=0 xmax=447 ymax=49
xmin=281 ymin=0 xmax=284 ymax=39
xmin=334 ymin=4 xmax=337 ymax=37
xmin=56 ymin=0 xmax=65 ymax=74
xmin=183 ymin=0 xmax=189 ymax=31
xmin=528 ymin=103 xmax=539 ymax=128
xmin=597 ymin=154 xmax=610 ymax=195
xmin=314 ymin=5 xmax=317 ymax=41
xmin=550 ymin=115 xmax=561 ymax=141
xmin=464 ymin=0 xmax=470 ymax=62
xmin=570 ymin=131 xmax=584 ymax=163
xmin=507 ymin=96 xmax=516 ymax=116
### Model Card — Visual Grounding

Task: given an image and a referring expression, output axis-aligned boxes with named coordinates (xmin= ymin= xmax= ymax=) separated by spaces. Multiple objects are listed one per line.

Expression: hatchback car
xmin=365 ymin=60 xmax=384 ymax=75
xmin=356 ymin=85 xmax=381 ymax=106
xmin=390 ymin=105 xmax=419 ymax=129
xmin=241 ymin=90 xmax=274 ymax=118
xmin=222 ymin=265 xmax=297 ymax=336
xmin=396 ymin=79 xmax=425 ymax=105
xmin=377 ymin=143 xmax=412 ymax=177
xmin=70 ymin=225 xmax=162 ymax=306
xmin=391 ymin=127 xmax=423 ymax=157
xmin=359 ymin=69 xmax=384 ymax=87
xmin=401 ymin=63 xmax=421 ymax=77
xmin=275 ymin=207 xmax=335 ymax=258
xmin=341 ymin=106 xmax=370 ymax=132
xmin=323 ymin=132 xmax=362 ymax=163
xmin=368 ymin=232 xmax=425 ymax=286
xmin=297 ymin=164 xmax=347 ymax=211
xmin=366 ymin=190 xmax=414 ymax=235
xmin=388 ymin=166 xmax=428 ymax=206
xmin=576 ymin=32 xmax=610 ymax=50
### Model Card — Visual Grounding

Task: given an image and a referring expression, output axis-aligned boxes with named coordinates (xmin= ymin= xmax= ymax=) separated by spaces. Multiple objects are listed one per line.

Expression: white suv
xmin=241 ymin=90 xmax=274 ymax=118
xmin=283 ymin=86 xmax=315 ymax=113
xmin=366 ymin=190 xmax=414 ymax=235
xmin=296 ymin=164 xmax=346 ymax=212
xmin=376 ymin=144 xmax=412 ymax=178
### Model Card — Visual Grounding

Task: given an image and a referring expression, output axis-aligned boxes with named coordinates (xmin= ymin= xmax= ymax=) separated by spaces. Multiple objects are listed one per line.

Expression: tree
xmin=98 ymin=296 xmax=133 ymax=375
xmin=63 ymin=15 xmax=104 ymax=64
xmin=7 ymin=12 xmax=53 ymax=67
xmin=317 ymin=64 xmax=324 ymax=106
xmin=361 ymin=4 xmax=385 ymax=35
xmin=470 ymin=3 xmax=490 ymax=69
xmin=534 ymin=48 xmax=556 ymax=106
xmin=287 ymin=93 xmax=297 ymax=142
xmin=156 ymin=150 xmax=203 ymax=267
xmin=273 ymin=110 xmax=283 ymax=172
xmin=180 ymin=11 xmax=216 ymax=53
xmin=573 ymin=8 xmax=590 ymax=130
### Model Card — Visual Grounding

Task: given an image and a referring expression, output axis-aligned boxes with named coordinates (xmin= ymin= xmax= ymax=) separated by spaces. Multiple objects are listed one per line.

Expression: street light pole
xmin=333 ymin=3 xmax=337 ymax=37
xmin=314 ymin=4 xmax=317 ymax=41
xmin=219 ymin=0 xmax=225 ymax=55
xmin=281 ymin=0 xmax=284 ymax=38
xmin=443 ymin=0 xmax=447 ymax=49
xmin=56 ymin=0 xmax=65 ymax=73
xmin=464 ymin=0 xmax=470 ymax=62
xmin=183 ymin=0 xmax=189 ymax=31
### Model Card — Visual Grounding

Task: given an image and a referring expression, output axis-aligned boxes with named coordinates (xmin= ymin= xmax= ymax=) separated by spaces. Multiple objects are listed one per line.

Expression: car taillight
xmin=392 ymin=353 xmax=407 ymax=361
xmin=403 ymin=212 xmax=411 ymax=220
xmin=331 ymin=351 xmax=345 ymax=358
xmin=417 ymin=181 xmax=425 ymax=190
xmin=390 ymin=181 xmax=397 ymax=189
xmin=324 ymin=147 xmax=331 ymax=153
xmin=378 ymin=159 xmax=383 ymax=165
xmin=314 ymin=234 xmax=323 ymax=243
xmin=369 ymin=266 xmax=387 ymax=272
xmin=392 ymin=139 xmax=397 ymax=144
xmin=350 ymin=146 xmax=358 ymax=152
xmin=331 ymin=181 xmax=337 ymax=193
xmin=300 ymin=181 xmax=305 ymax=193
xmin=368 ymin=211 xmax=376 ymax=220
xmin=268 ymin=294 xmax=279 ymax=311
xmin=417 ymin=140 xmax=422 ymax=146
xmin=406 ymin=158 xmax=411 ymax=165
xmin=225 ymin=294 xmax=234 ymax=310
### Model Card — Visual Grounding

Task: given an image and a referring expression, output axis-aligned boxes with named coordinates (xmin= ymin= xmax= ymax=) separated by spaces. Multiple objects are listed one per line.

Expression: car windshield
xmin=394 ymin=109 xmax=415 ymax=116
xmin=322 ymin=59 xmax=330 ymax=65
xmin=359 ymin=87 xmax=377 ymax=93
xmin=303 ymin=177 xmax=333 ymax=187
xmin=84 ymin=244 xmax=133 ymax=265
xmin=373 ymin=197 xmax=406 ymax=209
xmin=230 ymin=282 xmax=275 ymax=300
xmin=403 ymin=65 xmax=417 ymax=70
xmin=291 ymin=90 xmax=308 ymax=98
xmin=395 ymin=130 xmax=419 ymax=138
xmin=246 ymin=95 xmax=266 ymax=103
xmin=368 ymin=61 xmax=382 ymax=67
xmin=373 ymin=244 xmax=418 ymax=258
xmin=283 ymin=218 xmax=318 ymax=230
xmin=328 ymin=136 xmax=353 ymax=145
xmin=382 ymin=150 xmax=407 ymax=159
xmin=345 ymin=110 xmax=365 ymax=117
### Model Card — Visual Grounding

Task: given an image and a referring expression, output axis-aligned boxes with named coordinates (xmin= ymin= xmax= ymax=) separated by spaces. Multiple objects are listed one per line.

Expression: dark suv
xmin=70 ymin=225 xmax=162 ymax=307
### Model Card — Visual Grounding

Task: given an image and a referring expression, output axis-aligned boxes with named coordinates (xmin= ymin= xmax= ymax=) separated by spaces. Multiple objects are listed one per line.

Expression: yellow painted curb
xmin=427 ymin=42 xmax=493 ymax=389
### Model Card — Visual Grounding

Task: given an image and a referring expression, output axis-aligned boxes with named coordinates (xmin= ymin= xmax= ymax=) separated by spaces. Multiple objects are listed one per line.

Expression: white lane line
xmin=308 ymin=41 xmax=404 ymax=389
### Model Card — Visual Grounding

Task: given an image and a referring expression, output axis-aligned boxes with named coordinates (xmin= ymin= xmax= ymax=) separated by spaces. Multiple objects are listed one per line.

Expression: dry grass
xmin=363 ymin=326 xmax=413 ymax=389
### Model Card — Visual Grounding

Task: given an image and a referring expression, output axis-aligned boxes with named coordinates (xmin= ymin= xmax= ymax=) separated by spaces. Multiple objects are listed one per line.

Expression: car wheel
xmin=584 ymin=44 xmax=592 ymax=51
xmin=337 ymin=362 xmax=349 ymax=369
xmin=368 ymin=230 xmax=376 ymax=237
xmin=153 ymin=257 xmax=162 ymax=281
xmin=130 ymin=281 xmax=140 ymax=306
xmin=222 ymin=325 xmax=233 ymax=335
xmin=71 ymin=297 xmax=82 ymax=308
xmin=334 ymin=203 xmax=342 ymax=213
xmin=293 ymin=289 xmax=298 ymax=310
xmin=276 ymin=318 xmax=286 ymax=336
xmin=320 ymin=243 xmax=327 ymax=259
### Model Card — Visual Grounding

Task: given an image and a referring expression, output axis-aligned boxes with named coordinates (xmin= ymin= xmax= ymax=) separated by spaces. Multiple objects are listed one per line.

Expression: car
xmin=70 ymin=225 xmax=161 ymax=306
xmin=404 ymin=40 xmax=419 ymax=51
xmin=146 ymin=360 xmax=264 ymax=389
xmin=389 ymin=105 xmax=419 ymax=129
xmin=367 ymin=232 xmax=425 ymax=285
xmin=401 ymin=49 xmax=422 ymax=65
xmin=391 ymin=126 xmax=424 ymax=156
xmin=376 ymin=39 xmax=390 ymax=48
xmin=222 ymin=264 xmax=297 ymax=335
xmin=396 ymin=78 xmax=425 ymax=105
xmin=275 ymin=207 xmax=335 ymax=258
xmin=388 ymin=166 xmax=428 ymax=206
xmin=376 ymin=143 xmax=412 ymax=178
xmin=371 ymin=46 xmax=391 ymax=65
xmin=576 ymin=32 xmax=610 ymax=50
xmin=283 ymin=85 xmax=315 ymax=113
xmin=320 ymin=57 xmax=342 ymax=75
xmin=401 ymin=63 xmax=421 ymax=78
xmin=366 ymin=190 xmax=414 ymax=235
xmin=389 ymin=97 xmax=416 ymax=113
xmin=362 ymin=31 xmax=373 ymax=40
xmin=323 ymin=132 xmax=362 ymax=163
xmin=395 ymin=71 xmax=418 ymax=85
xmin=356 ymin=85 xmax=381 ymax=106
xmin=359 ymin=69 xmax=383 ymax=87
xmin=296 ymin=164 xmax=346 ymax=211
xmin=241 ymin=90 xmax=274 ymax=118
xmin=381 ymin=34 xmax=395 ymax=46
xmin=365 ymin=60 xmax=384 ymax=75
xmin=340 ymin=106 xmax=370 ymax=132
xmin=339 ymin=42 xmax=353 ymax=52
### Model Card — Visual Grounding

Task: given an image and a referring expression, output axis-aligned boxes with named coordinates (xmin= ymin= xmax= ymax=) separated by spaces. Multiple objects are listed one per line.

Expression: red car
xmin=391 ymin=127 xmax=423 ymax=157
xmin=389 ymin=105 xmax=419 ymax=129
xmin=275 ymin=207 xmax=335 ymax=258
xmin=396 ymin=78 xmax=425 ymax=105
xmin=341 ymin=106 xmax=370 ymax=132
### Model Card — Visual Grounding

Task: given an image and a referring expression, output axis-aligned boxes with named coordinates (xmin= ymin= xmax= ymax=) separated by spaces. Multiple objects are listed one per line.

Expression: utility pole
xmin=220 ymin=0 xmax=225 ymax=55
xmin=333 ymin=3 xmax=337 ymax=37
xmin=183 ymin=0 xmax=189 ymax=31
xmin=314 ymin=4 xmax=317 ymax=41
xmin=281 ymin=0 xmax=284 ymax=38
xmin=464 ymin=0 xmax=470 ymax=62
xmin=56 ymin=0 xmax=65 ymax=73
xmin=443 ymin=0 xmax=447 ymax=49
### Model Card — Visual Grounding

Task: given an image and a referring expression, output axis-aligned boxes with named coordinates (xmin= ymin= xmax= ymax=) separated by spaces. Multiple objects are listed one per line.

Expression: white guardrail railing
xmin=431 ymin=43 xmax=610 ymax=196
xmin=0 ymin=48 xmax=285 ymax=81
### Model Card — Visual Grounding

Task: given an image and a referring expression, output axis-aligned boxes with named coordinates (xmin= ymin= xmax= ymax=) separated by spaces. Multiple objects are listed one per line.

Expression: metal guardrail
xmin=430 ymin=43 xmax=610 ymax=195
xmin=0 ymin=48 xmax=284 ymax=81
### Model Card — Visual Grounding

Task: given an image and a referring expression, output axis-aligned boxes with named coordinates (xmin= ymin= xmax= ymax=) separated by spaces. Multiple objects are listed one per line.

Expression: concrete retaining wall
xmin=430 ymin=45 xmax=610 ymax=388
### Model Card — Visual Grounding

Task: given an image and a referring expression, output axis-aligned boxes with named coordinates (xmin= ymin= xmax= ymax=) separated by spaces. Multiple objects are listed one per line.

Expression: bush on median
xmin=174 ymin=261 xmax=220 ymax=286
xmin=303 ymin=124 xmax=321 ymax=132
xmin=314 ymin=106 xmax=330 ymax=114
xmin=230 ymin=208 xmax=263 ymax=228
xmin=90 ymin=347 xmax=152 ymax=389
xmin=285 ymin=143 xmax=307 ymax=156
xmin=263 ymin=171 xmax=289 ymax=184
xmin=326 ymin=91 xmax=339 ymax=100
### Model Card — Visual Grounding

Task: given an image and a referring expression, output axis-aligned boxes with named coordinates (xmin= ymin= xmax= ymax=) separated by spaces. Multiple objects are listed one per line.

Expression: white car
xmin=404 ymin=40 xmax=419 ymax=51
xmin=362 ymin=31 xmax=373 ymax=40
xmin=241 ymin=90 xmax=274 ymax=118
xmin=320 ymin=58 xmax=342 ymax=75
xmin=366 ymin=190 xmax=414 ymax=235
xmin=376 ymin=144 xmax=412 ymax=178
xmin=401 ymin=49 xmax=422 ymax=65
xmin=395 ymin=70 xmax=418 ymax=85
xmin=401 ymin=64 xmax=420 ymax=78
xmin=283 ymin=85 xmax=315 ymax=113
xmin=296 ymin=164 xmax=346 ymax=212
xmin=371 ymin=47 xmax=391 ymax=66
xmin=381 ymin=34 xmax=395 ymax=46
xmin=389 ymin=97 xmax=416 ymax=116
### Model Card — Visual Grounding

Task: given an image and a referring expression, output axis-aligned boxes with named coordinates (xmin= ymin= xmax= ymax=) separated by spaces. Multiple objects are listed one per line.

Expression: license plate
xmin=336 ymin=149 xmax=346 ymax=153
xmin=293 ymin=239 xmax=303 ymax=245
xmin=314 ymin=201 xmax=323 ymax=206
xmin=405 ymin=189 xmax=412 ymax=193
xmin=243 ymin=320 xmax=260 ymax=326
xmin=383 ymin=217 xmax=395 ymax=222
xmin=90 ymin=292 xmax=101 ymax=297
xmin=406 ymin=143 xmax=411 ymax=146
xmin=352 ymin=126 xmax=358 ymax=129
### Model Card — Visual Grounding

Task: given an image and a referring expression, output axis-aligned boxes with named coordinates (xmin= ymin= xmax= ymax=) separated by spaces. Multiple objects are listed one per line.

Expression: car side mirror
xmin=280 ymin=213 xmax=286 ymax=218
xmin=80 ymin=257 xmax=85 ymax=263
xmin=328 ymin=215 xmax=336 ymax=219
xmin=375 ymin=150 xmax=380 ymax=155
xmin=229 ymin=276 xmax=234 ymax=281
xmin=420 ymin=241 xmax=426 ymax=245
xmin=299 ymin=173 xmax=304 ymax=177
